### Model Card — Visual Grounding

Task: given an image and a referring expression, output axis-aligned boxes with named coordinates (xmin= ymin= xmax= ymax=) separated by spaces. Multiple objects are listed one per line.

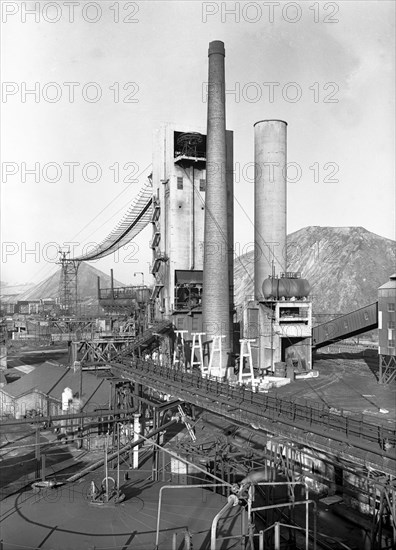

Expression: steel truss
xmin=379 ymin=354 xmax=396 ymax=384
xmin=71 ymin=338 xmax=137 ymax=366
xmin=72 ymin=320 xmax=173 ymax=368
xmin=57 ymin=252 xmax=80 ymax=315
xmin=369 ymin=472 xmax=396 ymax=549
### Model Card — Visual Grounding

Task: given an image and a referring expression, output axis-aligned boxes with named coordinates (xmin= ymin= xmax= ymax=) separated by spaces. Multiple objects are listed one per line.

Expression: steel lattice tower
xmin=58 ymin=251 xmax=80 ymax=316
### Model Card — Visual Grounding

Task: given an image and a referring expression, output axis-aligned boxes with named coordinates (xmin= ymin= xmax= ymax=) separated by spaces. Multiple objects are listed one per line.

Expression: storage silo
xmin=254 ymin=120 xmax=287 ymax=299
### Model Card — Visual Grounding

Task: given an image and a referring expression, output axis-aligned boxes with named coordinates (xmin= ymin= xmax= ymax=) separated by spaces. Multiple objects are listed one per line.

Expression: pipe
xmin=104 ymin=435 xmax=109 ymax=499
xmin=211 ymin=495 xmax=239 ymax=550
xmin=1 ymin=407 xmax=142 ymax=427
xmin=202 ymin=40 xmax=231 ymax=376
xmin=155 ymin=484 xmax=231 ymax=549
xmin=191 ymin=165 xmax=195 ymax=270
xmin=254 ymin=120 xmax=287 ymax=298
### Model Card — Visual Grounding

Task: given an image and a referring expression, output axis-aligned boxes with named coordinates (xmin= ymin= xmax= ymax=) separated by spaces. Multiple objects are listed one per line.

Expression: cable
xmin=24 ymin=164 xmax=152 ymax=284
xmin=69 ymin=163 xmax=152 ymax=243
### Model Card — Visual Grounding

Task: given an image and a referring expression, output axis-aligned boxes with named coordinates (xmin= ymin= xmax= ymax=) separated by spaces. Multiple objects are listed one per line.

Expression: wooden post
xmin=41 ymin=454 xmax=46 ymax=482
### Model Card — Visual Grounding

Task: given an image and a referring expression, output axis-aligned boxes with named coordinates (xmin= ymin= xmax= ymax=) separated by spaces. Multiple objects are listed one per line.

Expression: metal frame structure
xmin=57 ymin=252 xmax=80 ymax=315
xmin=379 ymin=354 xmax=396 ymax=384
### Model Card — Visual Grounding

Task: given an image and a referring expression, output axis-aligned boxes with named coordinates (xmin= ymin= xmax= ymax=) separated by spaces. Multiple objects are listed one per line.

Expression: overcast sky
xmin=1 ymin=0 xmax=395 ymax=286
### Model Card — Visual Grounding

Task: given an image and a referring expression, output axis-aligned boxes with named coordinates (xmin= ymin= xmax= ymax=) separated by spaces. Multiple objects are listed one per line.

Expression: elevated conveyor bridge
xmin=111 ymin=357 xmax=396 ymax=476
xmin=312 ymin=302 xmax=378 ymax=349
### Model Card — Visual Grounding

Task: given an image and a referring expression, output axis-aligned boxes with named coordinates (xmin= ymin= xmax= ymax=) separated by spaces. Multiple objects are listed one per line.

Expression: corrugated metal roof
xmin=1 ymin=363 xmax=111 ymax=409
xmin=378 ymin=274 xmax=396 ymax=290
xmin=2 ymin=362 xmax=67 ymax=398
xmin=50 ymin=370 xmax=110 ymax=409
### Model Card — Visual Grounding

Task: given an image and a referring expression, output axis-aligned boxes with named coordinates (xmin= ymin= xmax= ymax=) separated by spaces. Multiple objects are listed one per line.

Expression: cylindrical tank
xmin=202 ymin=40 xmax=231 ymax=375
xmin=62 ymin=387 xmax=73 ymax=411
xmin=254 ymin=120 xmax=287 ymax=299
xmin=262 ymin=277 xmax=310 ymax=299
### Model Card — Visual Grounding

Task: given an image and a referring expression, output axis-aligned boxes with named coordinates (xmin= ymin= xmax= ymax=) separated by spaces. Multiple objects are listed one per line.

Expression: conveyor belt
xmin=114 ymin=320 xmax=173 ymax=359
xmin=72 ymin=178 xmax=153 ymax=261
xmin=312 ymin=302 xmax=378 ymax=349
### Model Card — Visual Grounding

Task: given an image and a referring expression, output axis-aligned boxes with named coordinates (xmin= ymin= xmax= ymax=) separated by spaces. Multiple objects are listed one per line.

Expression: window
xmin=388 ymin=303 xmax=395 ymax=312
xmin=199 ymin=178 xmax=206 ymax=191
xmin=192 ymin=315 xmax=200 ymax=331
xmin=388 ymin=340 xmax=395 ymax=349
xmin=177 ymin=177 xmax=183 ymax=190
xmin=388 ymin=321 xmax=395 ymax=329
xmin=176 ymin=316 xmax=184 ymax=329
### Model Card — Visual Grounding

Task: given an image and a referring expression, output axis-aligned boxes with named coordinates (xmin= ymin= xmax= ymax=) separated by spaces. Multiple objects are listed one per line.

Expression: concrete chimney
xmin=254 ymin=120 xmax=287 ymax=299
xmin=202 ymin=40 xmax=231 ymax=376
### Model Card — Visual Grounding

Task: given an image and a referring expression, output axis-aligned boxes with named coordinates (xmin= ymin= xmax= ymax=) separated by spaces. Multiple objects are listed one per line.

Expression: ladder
xmin=177 ymin=405 xmax=196 ymax=441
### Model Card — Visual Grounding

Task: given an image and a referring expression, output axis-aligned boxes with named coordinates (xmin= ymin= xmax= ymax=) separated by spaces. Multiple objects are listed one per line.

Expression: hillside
xmin=0 ymin=283 xmax=35 ymax=297
xmin=234 ymin=226 xmax=395 ymax=315
xmin=18 ymin=262 xmax=126 ymax=302
xmin=7 ymin=227 xmax=395 ymax=318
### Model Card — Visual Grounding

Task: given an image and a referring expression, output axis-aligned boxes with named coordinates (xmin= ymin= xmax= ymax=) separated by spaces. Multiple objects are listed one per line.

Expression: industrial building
xmin=1 ymin=39 xmax=395 ymax=550
xmin=378 ymin=274 xmax=396 ymax=382
xmin=0 ymin=362 xmax=111 ymax=421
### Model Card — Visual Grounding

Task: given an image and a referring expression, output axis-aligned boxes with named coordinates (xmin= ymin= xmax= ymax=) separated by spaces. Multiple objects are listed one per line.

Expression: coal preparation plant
xmin=1 ymin=40 xmax=395 ymax=550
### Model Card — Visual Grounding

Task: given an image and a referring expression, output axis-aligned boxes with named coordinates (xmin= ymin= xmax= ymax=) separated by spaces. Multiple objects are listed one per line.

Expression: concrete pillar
xmin=254 ymin=120 xmax=287 ymax=299
xmin=202 ymin=40 xmax=231 ymax=375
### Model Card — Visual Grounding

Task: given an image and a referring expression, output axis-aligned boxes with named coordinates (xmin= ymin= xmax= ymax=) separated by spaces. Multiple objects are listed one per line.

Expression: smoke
xmin=240 ymin=468 xmax=270 ymax=486
xmin=70 ymin=396 xmax=83 ymax=412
